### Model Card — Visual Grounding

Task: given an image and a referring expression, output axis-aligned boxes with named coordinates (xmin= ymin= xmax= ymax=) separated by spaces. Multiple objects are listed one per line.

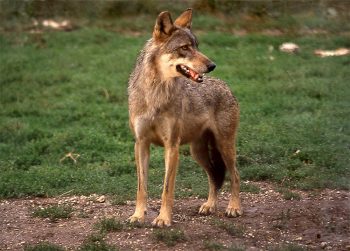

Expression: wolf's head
xmin=152 ymin=9 xmax=216 ymax=83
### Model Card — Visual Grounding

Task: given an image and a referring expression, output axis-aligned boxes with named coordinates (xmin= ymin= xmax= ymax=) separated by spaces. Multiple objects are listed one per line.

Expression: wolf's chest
xmin=132 ymin=112 xmax=176 ymax=146
xmin=132 ymin=104 xmax=210 ymax=146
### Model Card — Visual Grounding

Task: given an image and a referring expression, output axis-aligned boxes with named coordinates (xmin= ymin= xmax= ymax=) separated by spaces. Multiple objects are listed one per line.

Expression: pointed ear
xmin=174 ymin=8 xmax=192 ymax=29
xmin=153 ymin=11 xmax=174 ymax=41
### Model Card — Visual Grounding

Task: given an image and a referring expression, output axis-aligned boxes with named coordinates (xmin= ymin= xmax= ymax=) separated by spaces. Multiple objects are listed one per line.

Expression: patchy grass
xmin=227 ymin=245 xmax=246 ymax=251
xmin=204 ymin=241 xmax=246 ymax=251
xmin=110 ymin=195 xmax=128 ymax=206
xmin=271 ymin=244 xmax=307 ymax=251
xmin=0 ymin=15 xmax=349 ymax=201
xmin=213 ymin=220 xmax=245 ymax=237
xmin=241 ymin=182 xmax=260 ymax=194
xmin=152 ymin=228 xmax=187 ymax=247
xmin=204 ymin=240 xmax=226 ymax=251
xmin=32 ymin=204 xmax=73 ymax=222
xmin=79 ymin=233 xmax=118 ymax=251
xmin=273 ymin=209 xmax=292 ymax=230
xmin=24 ymin=242 xmax=65 ymax=251
xmin=94 ymin=217 xmax=124 ymax=233
xmin=277 ymin=188 xmax=302 ymax=201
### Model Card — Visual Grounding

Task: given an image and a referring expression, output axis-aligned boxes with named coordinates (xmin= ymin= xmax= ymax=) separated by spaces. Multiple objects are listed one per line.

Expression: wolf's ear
xmin=174 ymin=8 xmax=192 ymax=29
xmin=153 ymin=11 xmax=174 ymax=41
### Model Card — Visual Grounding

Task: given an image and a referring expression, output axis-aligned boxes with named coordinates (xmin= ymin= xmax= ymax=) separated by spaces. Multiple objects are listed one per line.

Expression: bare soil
xmin=1 ymin=182 xmax=349 ymax=251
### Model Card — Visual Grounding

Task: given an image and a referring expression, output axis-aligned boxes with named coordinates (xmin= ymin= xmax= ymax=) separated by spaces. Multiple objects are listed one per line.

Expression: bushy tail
xmin=207 ymin=133 xmax=226 ymax=190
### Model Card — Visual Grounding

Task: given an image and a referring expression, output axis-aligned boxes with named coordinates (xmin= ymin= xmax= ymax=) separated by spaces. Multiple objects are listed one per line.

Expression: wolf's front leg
xmin=129 ymin=140 xmax=150 ymax=224
xmin=152 ymin=145 xmax=179 ymax=227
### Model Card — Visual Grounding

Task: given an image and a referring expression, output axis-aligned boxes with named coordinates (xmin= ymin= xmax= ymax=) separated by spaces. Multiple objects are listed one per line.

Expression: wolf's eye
xmin=181 ymin=45 xmax=189 ymax=51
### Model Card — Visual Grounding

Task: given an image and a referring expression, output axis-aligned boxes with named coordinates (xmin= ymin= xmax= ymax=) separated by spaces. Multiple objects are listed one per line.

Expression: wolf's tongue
xmin=189 ymin=68 xmax=199 ymax=81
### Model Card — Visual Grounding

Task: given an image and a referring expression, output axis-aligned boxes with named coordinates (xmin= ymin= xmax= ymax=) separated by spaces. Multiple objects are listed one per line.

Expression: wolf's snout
xmin=207 ymin=62 xmax=216 ymax=72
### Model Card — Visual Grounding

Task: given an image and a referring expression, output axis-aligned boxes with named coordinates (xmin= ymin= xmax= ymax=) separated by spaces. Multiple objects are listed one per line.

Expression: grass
xmin=23 ymin=235 xmax=119 ymax=251
xmin=152 ymin=228 xmax=187 ymax=247
xmin=24 ymin=242 xmax=65 ymax=251
xmin=204 ymin=241 xmax=246 ymax=251
xmin=276 ymin=188 xmax=301 ymax=200
xmin=273 ymin=209 xmax=292 ymax=230
xmin=240 ymin=182 xmax=260 ymax=194
xmin=111 ymin=195 xmax=128 ymax=205
xmin=79 ymin=234 xmax=118 ymax=251
xmin=0 ymin=14 xmax=349 ymax=200
xmin=213 ymin=220 xmax=245 ymax=237
xmin=32 ymin=204 xmax=73 ymax=222
xmin=271 ymin=244 xmax=307 ymax=251
xmin=204 ymin=240 xmax=226 ymax=251
xmin=94 ymin=217 xmax=124 ymax=233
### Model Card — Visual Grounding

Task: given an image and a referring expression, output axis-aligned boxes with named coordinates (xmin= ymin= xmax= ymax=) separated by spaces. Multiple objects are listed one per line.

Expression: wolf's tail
xmin=207 ymin=133 xmax=226 ymax=190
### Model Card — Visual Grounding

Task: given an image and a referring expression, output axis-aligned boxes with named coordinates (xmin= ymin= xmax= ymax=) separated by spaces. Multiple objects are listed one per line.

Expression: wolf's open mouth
xmin=176 ymin=64 xmax=203 ymax=83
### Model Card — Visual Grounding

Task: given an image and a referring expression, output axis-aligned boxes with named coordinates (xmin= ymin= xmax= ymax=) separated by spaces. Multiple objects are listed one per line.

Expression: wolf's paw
xmin=152 ymin=216 xmax=171 ymax=228
xmin=225 ymin=206 xmax=243 ymax=218
xmin=198 ymin=202 xmax=216 ymax=215
xmin=128 ymin=214 xmax=145 ymax=224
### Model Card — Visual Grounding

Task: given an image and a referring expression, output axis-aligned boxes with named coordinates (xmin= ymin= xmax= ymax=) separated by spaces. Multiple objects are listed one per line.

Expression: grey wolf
xmin=127 ymin=9 xmax=242 ymax=227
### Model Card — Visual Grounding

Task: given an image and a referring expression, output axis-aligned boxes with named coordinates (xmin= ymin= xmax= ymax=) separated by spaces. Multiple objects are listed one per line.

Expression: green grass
xmin=204 ymin=241 xmax=246 ymax=251
xmin=240 ymin=182 xmax=260 ymax=194
xmin=32 ymin=204 xmax=73 ymax=222
xmin=271 ymin=244 xmax=306 ymax=251
xmin=204 ymin=240 xmax=226 ymax=251
xmin=110 ymin=194 xmax=128 ymax=205
xmin=276 ymin=188 xmax=301 ymax=201
xmin=273 ymin=209 xmax=292 ymax=230
xmin=152 ymin=228 xmax=187 ymax=247
xmin=0 ymin=16 xmax=349 ymax=200
xmin=24 ymin=242 xmax=65 ymax=251
xmin=213 ymin=220 xmax=245 ymax=237
xmin=79 ymin=234 xmax=118 ymax=251
xmin=94 ymin=217 xmax=124 ymax=233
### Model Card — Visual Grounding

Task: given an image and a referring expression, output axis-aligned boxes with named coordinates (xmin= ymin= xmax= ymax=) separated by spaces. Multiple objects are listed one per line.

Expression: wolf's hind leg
xmin=217 ymin=141 xmax=243 ymax=217
xmin=191 ymin=139 xmax=218 ymax=215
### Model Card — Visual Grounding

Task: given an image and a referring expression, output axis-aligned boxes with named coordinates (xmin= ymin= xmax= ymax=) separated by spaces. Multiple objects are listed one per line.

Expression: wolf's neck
xmin=128 ymin=40 xmax=177 ymax=111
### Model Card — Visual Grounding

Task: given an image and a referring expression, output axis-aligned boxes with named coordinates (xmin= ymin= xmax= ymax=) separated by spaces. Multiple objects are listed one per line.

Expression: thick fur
xmin=205 ymin=130 xmax=226 ymax=189
xmin=127 ymin=9 xmax=242 ymax=227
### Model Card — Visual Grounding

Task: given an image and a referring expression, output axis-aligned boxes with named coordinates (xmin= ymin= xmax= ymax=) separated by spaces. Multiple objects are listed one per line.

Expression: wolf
xmin=127 ymin=9 xmax=242 ymax=227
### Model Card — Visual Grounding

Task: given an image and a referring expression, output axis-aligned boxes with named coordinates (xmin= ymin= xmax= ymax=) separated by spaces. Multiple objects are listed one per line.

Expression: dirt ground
xmin=0 ymin=182 xmax=349 ymax=251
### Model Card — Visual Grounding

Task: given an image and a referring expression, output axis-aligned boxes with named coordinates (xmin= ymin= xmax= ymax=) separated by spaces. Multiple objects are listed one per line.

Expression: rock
xmin=96 ymin=195 xmax=106 ymax=203
xmin=279 ymin=43 xmax=300 ymax=54
xmin=321 ymin=242 xmax=328 ymax=249
xmin=314 ymin=48 xmax=350 ymax=57
xmin=327 ymin=8 xmax=338 ymax=18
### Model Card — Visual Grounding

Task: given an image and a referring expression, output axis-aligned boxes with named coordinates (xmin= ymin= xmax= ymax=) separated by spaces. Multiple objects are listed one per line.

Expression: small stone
xmin=321 ymin=242 xmax=328 ymax=249
xmin=96 ymin=195 xmax=106 ymax=203
xmin=279 ymin=42 xmax=300 ymax=54
xmin=248 ymin=233 xmax=254 ymax=237
xmin=327 ymin=8 xmax=338 ymax=18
